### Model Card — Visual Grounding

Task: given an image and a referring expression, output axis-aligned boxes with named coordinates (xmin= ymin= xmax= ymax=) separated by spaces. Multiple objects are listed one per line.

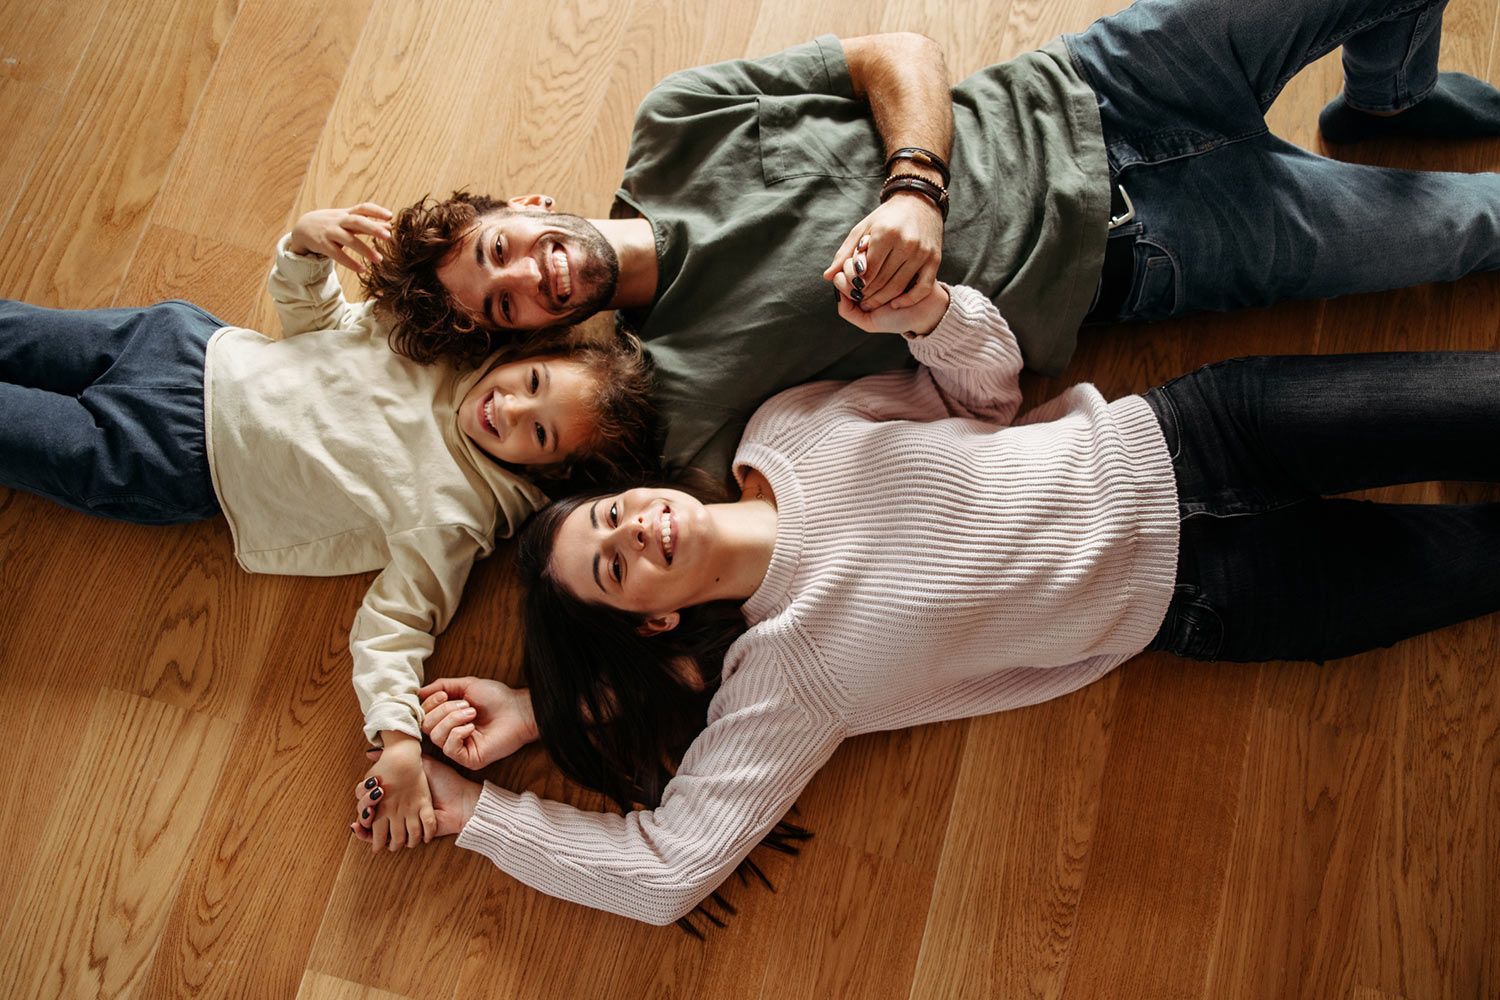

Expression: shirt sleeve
xmin=350 ymin=524 xmax=487 ymax=744
xmin=902 ymin=283 xmax=1026 ymax=425
xmin=266 ymin=233 xmax=374 ymax=337
xmin=454 ymin=675 xmax=844 ymax=926
xmin=649 ymin=35 xmax=851 ymax=101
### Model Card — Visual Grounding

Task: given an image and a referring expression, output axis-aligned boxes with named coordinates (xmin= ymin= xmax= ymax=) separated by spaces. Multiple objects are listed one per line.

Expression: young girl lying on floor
xmin=355 ymin=281 xmax=1500 ymax=930
xmin=0 ymin=203 xmax=656 ymax=853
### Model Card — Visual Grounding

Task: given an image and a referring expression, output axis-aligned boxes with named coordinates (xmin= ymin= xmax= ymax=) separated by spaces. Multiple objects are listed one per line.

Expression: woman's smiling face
xmin=549 ymin=487 xmax=716 ymax=617
xmin=457 ymin=356 xmax=597 ymax=467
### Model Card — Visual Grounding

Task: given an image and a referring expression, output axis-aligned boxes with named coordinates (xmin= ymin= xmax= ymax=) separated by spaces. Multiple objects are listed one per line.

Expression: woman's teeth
xmin=483 ymin=398 xmax=496 ymax=434
xmin=660 ymin=510 xmax=674 ymax=563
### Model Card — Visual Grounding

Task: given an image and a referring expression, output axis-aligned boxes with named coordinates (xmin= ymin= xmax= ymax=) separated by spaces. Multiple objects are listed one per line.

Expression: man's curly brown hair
xmin=362 ymin=191 xmax=524 ymax=369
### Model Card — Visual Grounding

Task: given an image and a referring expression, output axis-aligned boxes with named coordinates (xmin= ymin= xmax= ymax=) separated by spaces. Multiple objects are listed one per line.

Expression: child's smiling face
xmin=457 ymin=355 xmax=597 ymax=467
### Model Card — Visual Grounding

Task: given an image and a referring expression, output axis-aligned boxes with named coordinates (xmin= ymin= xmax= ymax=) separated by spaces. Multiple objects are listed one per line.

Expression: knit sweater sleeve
xmin=902 ymin=283 xmax=1025 ymax=426
xmin=351 ymin=525 xmax=488 ymax=744
xmin=454 ymin=666 xmax=843 ymax=925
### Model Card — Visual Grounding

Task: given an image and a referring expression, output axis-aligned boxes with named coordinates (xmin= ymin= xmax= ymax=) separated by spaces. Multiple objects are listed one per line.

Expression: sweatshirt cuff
xmin=362 ymin=704 xmax=421 ymax=746
xmin=274 ymin=232 xmax=335 ymax=286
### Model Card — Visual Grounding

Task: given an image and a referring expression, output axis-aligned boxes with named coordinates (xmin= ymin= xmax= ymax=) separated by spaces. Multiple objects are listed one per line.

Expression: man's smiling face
xmin=436 ymin=205 xmax=620 ymax=333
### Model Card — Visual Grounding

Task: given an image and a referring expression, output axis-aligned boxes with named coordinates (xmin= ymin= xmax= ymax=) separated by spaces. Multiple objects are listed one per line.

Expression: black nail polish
xmin=370 ymin=787 xmax=382 ymax=800
xmin=854 ymin=257 xmax=865 ymax=275
xmin=364 ymin=777 xmax=376 ymax=790
xmin=852 ymin=276 xmax=864 ymax=291
xmin=851 ymin=288 xmax=863 ymax=302
xmin=361 ymin=808 xmax=370 ymax=820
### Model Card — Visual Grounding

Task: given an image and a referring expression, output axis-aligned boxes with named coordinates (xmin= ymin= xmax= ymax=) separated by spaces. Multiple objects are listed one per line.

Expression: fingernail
xmin=454 ymin=701 xmax=467 ymax=710
xmin=370 ymin=788 xmax=382 ymax=800
xmin=361 ymin=807 xmax=370 ymax=820
xmin=851 ymin=289 xmax=863 ymax=302
xmin=854 ymin=257 xmax=865 ymax=275
xmin=852 ymin=276 xmax=864 ymax=291
xmin=364 ymin=777 xmax=376 ymax=789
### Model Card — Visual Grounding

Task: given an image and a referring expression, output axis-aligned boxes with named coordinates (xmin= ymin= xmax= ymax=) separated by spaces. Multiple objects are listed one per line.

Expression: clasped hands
xmin=823 ymin=191 xmax=945 ymax=317
xmin=350 ymin=677 xmax=538 ymax=853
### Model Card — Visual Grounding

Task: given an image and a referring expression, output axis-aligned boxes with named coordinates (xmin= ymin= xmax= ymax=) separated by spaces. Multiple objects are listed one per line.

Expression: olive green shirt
xmin=615 ymin=35 xmax=1108 ymax=474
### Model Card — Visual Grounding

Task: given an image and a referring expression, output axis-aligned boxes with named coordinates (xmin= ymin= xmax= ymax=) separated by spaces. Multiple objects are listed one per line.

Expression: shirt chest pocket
xmin=757 ymin=96 xmax=887 ymax=185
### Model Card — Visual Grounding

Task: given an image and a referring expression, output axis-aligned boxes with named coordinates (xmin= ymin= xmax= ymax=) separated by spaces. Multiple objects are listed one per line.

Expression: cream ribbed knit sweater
xmin=456 ymin=285 xmax=1181 ymax=924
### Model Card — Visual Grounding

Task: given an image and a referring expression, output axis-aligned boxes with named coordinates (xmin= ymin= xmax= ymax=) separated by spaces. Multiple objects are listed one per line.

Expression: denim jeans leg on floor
xmin=1065 ymin=0 xmax=1500 ymax=323
xmin=1142 ymin=351 xmax=1500 ymax=662
xmin=0 ymin=299 xmax=223 ymax=524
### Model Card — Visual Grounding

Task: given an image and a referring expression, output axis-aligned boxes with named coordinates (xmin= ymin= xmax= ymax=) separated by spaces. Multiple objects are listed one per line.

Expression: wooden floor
xmin=1 ymin=0 xmax=1497 ymax=997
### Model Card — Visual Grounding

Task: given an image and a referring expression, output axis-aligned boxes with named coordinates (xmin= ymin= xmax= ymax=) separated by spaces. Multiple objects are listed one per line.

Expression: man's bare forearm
xmin=842 ymin=32 xmax=953 ymax=187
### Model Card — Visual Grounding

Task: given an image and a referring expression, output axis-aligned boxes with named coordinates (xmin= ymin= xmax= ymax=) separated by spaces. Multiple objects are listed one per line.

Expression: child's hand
xmin=352 ymin=749 xmax=481 ymax=844
xmin=836 ymin=279 xmax=951 ymax=338
xmin=417 ymin=677 xmax=539 ymax=769
xmin=288 ymin=203 xmax=393 ymax=274
xmin=354 ymin=732 xmax=434 ymax=851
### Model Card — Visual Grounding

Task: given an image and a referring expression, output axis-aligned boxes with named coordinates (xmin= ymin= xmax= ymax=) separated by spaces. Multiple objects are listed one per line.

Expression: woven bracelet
xmin=883 ymin=146 xmax=951 ymax=187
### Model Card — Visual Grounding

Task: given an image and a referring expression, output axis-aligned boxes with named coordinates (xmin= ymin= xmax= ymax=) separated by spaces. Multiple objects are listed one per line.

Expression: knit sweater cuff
xmin=454 ymin=780 xmax=512 ymax=858
xmin=905 ymin=284 xmax=1020 ymax=371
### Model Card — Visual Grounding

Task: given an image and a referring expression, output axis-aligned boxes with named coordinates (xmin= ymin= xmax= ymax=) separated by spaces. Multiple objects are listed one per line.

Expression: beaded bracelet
xmin=883 ymin=146 xmax=951 ymax=187
xmin=880 ymin=173 xmax=949 ymax=220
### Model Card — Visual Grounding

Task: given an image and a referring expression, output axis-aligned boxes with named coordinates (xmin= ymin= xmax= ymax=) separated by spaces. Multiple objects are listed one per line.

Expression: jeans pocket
xmin=1155 ymin=585 xmax=1225 ymax=660
xmin=1126 ymin=239 xmax=1180 ymax=322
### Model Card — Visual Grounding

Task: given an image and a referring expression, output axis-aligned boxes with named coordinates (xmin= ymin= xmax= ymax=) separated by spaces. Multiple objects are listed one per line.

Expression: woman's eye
xmin=529 ymin=369 xmax=540 ymax=393
xmin=534 ymin=423 xmax=546 ymax=447
xmin=611 ymin=554 xmax=622 ymax=582
xmin=608 ymin=502 xmax=618 ymax=526
xmin=501 ymin=294 xmax=512 ymax=323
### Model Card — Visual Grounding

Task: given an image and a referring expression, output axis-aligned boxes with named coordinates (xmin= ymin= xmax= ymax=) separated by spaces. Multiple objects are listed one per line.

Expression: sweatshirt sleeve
xmin=902 ymin=283 xmax=1026 ymax=426
xmin=454 ymin=674 xmax=843 ymax=925
xmin=350 ymin=525 xmax=487 ymax=744
xmin=266 ymin=233 xmax=373 ymax=337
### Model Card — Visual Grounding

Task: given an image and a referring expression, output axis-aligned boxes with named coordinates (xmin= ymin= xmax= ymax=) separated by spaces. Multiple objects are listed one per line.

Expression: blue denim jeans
xmin=0 ymin=299 xmax=222 ymax=524
xmin=1143 ymin=352 xmax=1500 ymax=662
xmin=1065 ymin=0 xmax=1500 ymax=322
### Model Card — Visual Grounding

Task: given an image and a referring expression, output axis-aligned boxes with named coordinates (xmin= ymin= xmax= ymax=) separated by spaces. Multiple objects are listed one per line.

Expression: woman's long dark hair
xmin=516 ymin=485 xmax=811 ymax=934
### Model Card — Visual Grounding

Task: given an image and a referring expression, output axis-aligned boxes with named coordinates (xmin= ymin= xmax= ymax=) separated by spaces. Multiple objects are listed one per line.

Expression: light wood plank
xmin=0 ymin=688 xmax=233 ymax=999
xmin=0 ymin=0 xmax=236 ymax=306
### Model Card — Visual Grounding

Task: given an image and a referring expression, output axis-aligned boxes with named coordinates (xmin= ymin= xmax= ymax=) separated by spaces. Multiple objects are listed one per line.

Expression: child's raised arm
xmin=269 ymin=203 xmax=393 ymax=338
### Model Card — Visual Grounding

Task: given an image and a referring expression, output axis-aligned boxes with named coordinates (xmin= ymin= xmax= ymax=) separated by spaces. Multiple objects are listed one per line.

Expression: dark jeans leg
xmin=1145 ymin=351 xmax=1500 ymax=662
xmin=1065 ymin=0 xmax=1497 ymax=324
xmin=0 ymin=299 xmax=222 ymax=524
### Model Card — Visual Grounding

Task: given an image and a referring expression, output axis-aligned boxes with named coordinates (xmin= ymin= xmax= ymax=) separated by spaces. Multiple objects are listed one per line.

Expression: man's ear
xmin=636 ymin=611 xmax=680 ymax=637
xmin=509 ymin=193 xmax=556 ymax=213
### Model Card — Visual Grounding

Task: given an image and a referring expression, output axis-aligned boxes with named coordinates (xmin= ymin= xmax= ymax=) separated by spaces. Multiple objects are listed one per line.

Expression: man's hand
xmin=288 ymin=203 xmax=393 ymax=274
xmin=417 ymin=677 xmax=539 ymax=770
xmin=354 ymin=732 xmax=435 ymax=852
xmin=824 ymin=191 xmax=945 ymax=311
xmin=352 ymin=748 xmax=481 ymax=843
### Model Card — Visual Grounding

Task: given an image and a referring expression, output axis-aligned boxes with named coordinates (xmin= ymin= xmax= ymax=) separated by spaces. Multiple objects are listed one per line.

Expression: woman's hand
xmin=836 ymin=280 xmax=950 ymax=337
xmin=287 ymin=203 xmax=393 ymax=273
xmin=417 ymin=677 xmax=539 ymax=769
xmin=353 ymin=749 xmax=481 ymax=843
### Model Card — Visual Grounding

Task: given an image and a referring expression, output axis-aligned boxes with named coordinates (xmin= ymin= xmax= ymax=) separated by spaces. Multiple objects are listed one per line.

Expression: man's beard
xmin=541 ymin=212 xmax=620 ymax=324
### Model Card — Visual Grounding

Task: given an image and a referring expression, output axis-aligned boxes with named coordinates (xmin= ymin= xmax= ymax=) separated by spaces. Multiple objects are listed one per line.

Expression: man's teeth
xmin=551 ymin=247 xmax=572 ymax=300
xmin=660 ymin=510 xmax=673 ymax=561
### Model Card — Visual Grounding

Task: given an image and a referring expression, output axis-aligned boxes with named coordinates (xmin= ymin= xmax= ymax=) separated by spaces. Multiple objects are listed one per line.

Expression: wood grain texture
xmin=1 ymin=0 xmax=1498 ymax=997
xmin=0 ymin=0 xmax=235 ymax=306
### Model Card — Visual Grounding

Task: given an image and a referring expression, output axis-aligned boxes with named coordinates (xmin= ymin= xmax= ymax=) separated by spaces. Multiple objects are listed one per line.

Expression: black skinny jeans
xmin=1144 ymin=352 xmax=1500 ymax=662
